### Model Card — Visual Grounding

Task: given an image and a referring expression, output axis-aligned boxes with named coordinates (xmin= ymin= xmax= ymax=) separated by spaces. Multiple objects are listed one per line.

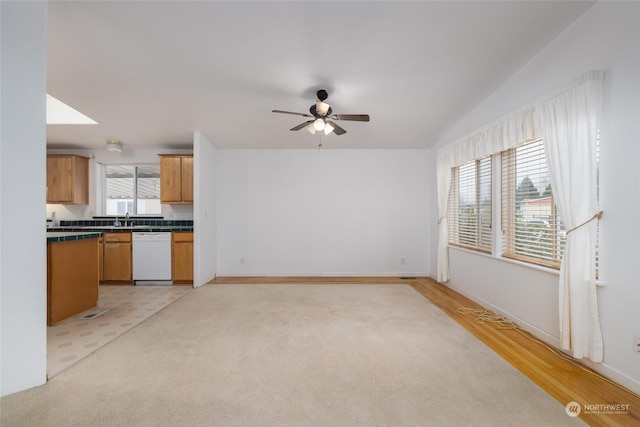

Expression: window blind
xmin=104 ymin=164 xmax=161 ymax=216
xmin=448 ymin=157 xmax=492 ymax=252
xmin=501 ymin=139 xmax=565 ymax=268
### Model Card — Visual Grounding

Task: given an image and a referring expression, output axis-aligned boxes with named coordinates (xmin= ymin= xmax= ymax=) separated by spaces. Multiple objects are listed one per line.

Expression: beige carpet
xmin=1 ymin=284 xmax=584 ymax=426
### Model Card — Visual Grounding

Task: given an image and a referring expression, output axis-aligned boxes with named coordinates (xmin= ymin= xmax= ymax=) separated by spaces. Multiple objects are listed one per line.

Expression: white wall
xmin=217 ymin=149 xmax=430 ymax=277
xmin=1 ymin=1 xmax=48 ymax=396
xmin=46 ymin=148 xmax=194 ymax=221
xmin=429 ymin=1 xmax=640 ymax=394
xmin=193 ymin=132 xmax=217 ymax=286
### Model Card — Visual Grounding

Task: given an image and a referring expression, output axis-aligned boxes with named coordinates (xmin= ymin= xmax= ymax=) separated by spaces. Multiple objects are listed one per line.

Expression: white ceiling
xmin=46 ymin=1 xmax=595 ymax=151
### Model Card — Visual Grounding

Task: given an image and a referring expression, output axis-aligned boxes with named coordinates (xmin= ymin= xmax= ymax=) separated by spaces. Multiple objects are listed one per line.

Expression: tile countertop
xmin=47 ymin=232 xmax=102 ymax=243
xmin=47 ymin=226 xmax=194 ymax=233
xmin=46 ymin=227 xmax=193 ymax=243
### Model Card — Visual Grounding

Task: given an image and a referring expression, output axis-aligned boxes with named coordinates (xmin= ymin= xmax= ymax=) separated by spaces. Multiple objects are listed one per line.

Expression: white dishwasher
xmin=132 ymin=232 xmax=172 ymax=285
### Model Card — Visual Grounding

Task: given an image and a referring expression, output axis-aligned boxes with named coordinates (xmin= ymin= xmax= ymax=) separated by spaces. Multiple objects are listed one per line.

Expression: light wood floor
xmin=212 ymin=276 xmax=640 ymax=426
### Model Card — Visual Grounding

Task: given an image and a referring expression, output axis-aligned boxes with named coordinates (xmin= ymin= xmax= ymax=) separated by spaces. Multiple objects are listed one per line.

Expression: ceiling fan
xmin=272 ymin=89 xmax=370 ymax=136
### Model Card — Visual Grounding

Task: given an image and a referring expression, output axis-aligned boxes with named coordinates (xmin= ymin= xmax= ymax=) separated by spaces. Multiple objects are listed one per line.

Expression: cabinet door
xmin=47 ymin=156 xmax=74 ymax=202
xmin=103 ymin=242 xmax=131 ymax=281
xmin=160 ymin=156 xmax=183 ymax=203
xmin=46 ymin=155 xmax=89 ymax=204
xmin=181 ymin=156 xmax=194 ymax=203
xmin=172 ymin=232 xmax=193 ymax=283
xmin=72 ymin=156 xmax=89 ymax=204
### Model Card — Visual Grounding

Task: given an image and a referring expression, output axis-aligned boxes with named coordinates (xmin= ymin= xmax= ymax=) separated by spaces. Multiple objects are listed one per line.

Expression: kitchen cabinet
xmin=48 ymin=237 xmax=99 ymax=325
xmin=102 ymin=232 xmax=132 ymax=283
xmin=159 ymin=154 xmax=193 ymax=204
xmin=172 ymin=232 xmax=193 ymax=284
xmin=98 ymin=237 xmax=104 ymax=282
xmin=47 ymin=154 xmax=89 ymax=204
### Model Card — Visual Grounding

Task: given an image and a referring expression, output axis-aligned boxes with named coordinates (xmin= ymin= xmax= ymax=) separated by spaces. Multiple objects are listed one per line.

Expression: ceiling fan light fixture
xmin=307 ymin=124 xmax=317 ymax=135
xmin=323 ymin=123 xmax=334 ymax=135
xmin=313 ymin=118 xmax=325 ymax=131
xmin=316 ymin=100 xmax=330 ymax=116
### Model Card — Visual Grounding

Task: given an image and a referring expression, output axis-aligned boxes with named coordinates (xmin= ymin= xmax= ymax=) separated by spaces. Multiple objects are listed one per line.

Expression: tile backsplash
xmin=58 ymin=218 xmax=193 ymax=227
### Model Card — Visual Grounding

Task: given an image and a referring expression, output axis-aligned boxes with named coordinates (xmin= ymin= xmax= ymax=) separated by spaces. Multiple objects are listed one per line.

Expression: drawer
xmin=172 ymin=232 xmax=193 ymax=242
xmin=103 ymin=232 xmax=132 ymax=243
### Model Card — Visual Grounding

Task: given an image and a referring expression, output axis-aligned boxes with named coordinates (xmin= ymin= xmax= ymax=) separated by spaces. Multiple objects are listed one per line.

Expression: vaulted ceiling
xmin=46 ymin=1 xmax=595 ymax=150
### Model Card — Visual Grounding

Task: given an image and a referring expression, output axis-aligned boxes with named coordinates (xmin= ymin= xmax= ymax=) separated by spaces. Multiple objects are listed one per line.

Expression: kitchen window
xmin=448 ymin=156 xmax=492 ymax=252
xmin=103 ymin=164 xmax=161 ymax=216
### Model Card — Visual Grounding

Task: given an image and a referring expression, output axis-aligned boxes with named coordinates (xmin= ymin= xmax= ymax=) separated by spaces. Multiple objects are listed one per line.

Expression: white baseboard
xmin=216 ymin=271 xmax=430 ymax=278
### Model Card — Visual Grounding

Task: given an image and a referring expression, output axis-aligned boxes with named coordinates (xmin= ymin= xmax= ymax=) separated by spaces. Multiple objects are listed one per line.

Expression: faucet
xmin=125 ymin=212 xmax=130 ymax=227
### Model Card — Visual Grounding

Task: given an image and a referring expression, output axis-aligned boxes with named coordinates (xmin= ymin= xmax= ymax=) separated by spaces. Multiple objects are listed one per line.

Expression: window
xmin=448 ymin=156 xmax=492 ymax=252
xmin=501 ymin=139 xmax=565 ymax=268
xmin=104 ymin=164 xmax=161 ymax=216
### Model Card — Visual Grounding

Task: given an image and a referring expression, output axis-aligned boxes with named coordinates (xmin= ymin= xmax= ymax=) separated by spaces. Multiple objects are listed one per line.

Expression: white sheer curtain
xmin=538 ymin=71 xmax=604 ymax=361
xmin=436 ymin=71 xmax=604 ymax=362
xmin=436 ymin=151 xmax=452 ymax=282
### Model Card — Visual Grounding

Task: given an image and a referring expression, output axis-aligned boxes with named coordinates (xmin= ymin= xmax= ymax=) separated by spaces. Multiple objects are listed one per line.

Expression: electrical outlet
xmin=634 ymin=334 xmax=640 ymax=354
xmin=240 ymin=257 xmax=245 ymax=265
xmin=400 ymin=257 xmax=406 ymax=265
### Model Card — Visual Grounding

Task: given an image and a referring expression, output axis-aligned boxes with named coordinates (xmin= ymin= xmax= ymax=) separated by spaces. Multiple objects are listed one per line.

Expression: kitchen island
xmin=47 ymin=232 xmax=101 ymax=325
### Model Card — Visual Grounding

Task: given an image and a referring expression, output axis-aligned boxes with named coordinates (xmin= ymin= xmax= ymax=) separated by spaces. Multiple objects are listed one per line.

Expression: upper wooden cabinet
xmin=46 ymin=155 xmax=89 ymax=204
xmin=159 ymin=154 xmax=193 ymax=204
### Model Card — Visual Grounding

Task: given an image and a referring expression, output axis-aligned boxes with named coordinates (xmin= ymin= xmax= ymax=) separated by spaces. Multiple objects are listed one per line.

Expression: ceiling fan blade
xmin=272 ymin=109 xmax=312 ymax=118
xmin=331 ymin=114 xmax=370 ymax=122
xmin=327 ymin=121 xmax=346 ymax=135
xmin=290 ymin=120 xmax=313 ymax=131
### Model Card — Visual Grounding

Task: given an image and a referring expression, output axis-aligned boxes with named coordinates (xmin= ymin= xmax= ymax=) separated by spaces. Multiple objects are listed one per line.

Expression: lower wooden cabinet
xmin=172 ymin=232 xmax=193 ymax=284
xmin=102 ymin=232 xmax=132 ymax=283
xmin=48 ymin=238 xmax=99 ymax=325
xmin=98 ymin=231 xmax=192 ymax=285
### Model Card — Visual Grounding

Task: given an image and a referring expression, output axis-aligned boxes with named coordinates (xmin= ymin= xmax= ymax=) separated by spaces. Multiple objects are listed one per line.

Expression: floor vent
xmin=78 ymin=309 xmax=108 ymax=320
